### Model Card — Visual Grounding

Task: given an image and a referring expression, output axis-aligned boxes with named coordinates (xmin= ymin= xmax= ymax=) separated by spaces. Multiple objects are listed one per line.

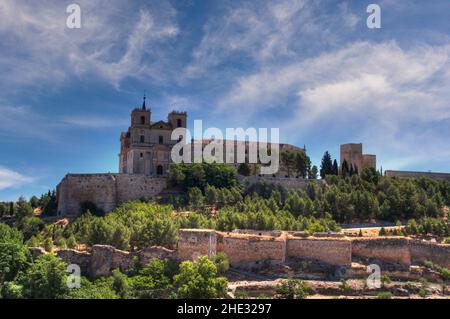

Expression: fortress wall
xmin=351 ymin=237 xmax=411 ymax=266
xmin=385 ymin=170 xmax=450 ymax=181
xmin=56 ymin=174 xmax=167 ymax=216
xmin=287 ymin=236 xmax=352 ymax=266
xmin=138 ymin=246 xmax=176 ymax=265
xmin=362 ymin=154 xmax=376 ymax=169
xmin=115 ymin=175 xmax=166 ymax=204
xmin=56 ymin=174 xmax=117 ymax=216
xmin=49 ymin=231 xmax=450 ymax=278
xmin=216 ymin=232 xmax=285 ymax=267
xmin=89 ymin=245 xmax=134 ymax=277
xmin=177 ymin=229 xmax=217 ymax=261
xmin=410 ymin=240 xmax=450 ymax=268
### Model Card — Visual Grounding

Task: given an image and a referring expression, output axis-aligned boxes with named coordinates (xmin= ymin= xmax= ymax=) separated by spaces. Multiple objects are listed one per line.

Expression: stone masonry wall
xmin=287 ymin=236 xmax=352 ymax=266
xmin=51 ymin=230 xmax=450 ymax=278
xmin=56 ymin=174 xmax=166 ymax=216
xmin=410 ymin=240 xmax=450 ymax=268
xmin=176 ymin=229 xmax=217 ymax=261
xmin=216 ymin=232 xmax=286 ymax=267
xmin=57 ymin=245 xmax=176 ymax=277
xmin=352 ymin=237 xmax=411 ymax=267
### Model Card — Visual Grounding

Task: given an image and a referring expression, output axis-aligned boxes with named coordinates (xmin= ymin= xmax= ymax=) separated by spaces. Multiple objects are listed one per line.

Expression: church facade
xmin=119 ymin=97 xmax=186 ymax=176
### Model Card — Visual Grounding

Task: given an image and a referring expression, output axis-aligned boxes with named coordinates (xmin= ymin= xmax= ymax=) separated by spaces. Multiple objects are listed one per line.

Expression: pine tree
xmin=320 ymin=151 xmax=333 ymax=179
xmin=341 ymin=160 xmax=350 ymax=178
xmin=332 ymin=160 xmax=339 ymax=175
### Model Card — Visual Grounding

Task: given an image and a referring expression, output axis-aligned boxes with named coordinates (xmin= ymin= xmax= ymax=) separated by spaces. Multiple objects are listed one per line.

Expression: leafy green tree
xmin=281 ymin=151 xmax=296 ymax=177
xmin=66 ymin=234 xmax=77 ymax=249
xmin=111 ymin=224 xmax=131 ymax=250
xmin=21 ymin=254 xmax=69 ymax=299
xmin=309 ymin=165 xmax=318 ymax=180
xmin=14 ymin=197 xmax=33 ymax=220
xmin=188 ymin=187 xmax=204 ymax=211
xmin=294 ymin=152 xmax=309 ymax=178
xmin=173 ymin=256 xmax=227 ymax=299
xmin=14 ymin=216 xmax=44 ymax=240
xmin=1 ymin=281 xmax=24 ymax=299
xmin=43 ymin=237 xmax=54 ymax=253
xmin=29 ymin=196 xmax=39 ymax=209
xmin=0 ymin=223 xmax=29 ymax=283
xmin=332 ymin=160 xmax=339 ymax=176
xmin=211 ymin=252 xmax=230 ymax=274
xmin=237 ymin=163 xmax=251 ymax=176
xmin=66 ymin=277 xmax=118 ymax=299
xmin=112 ymin=269 xmax=130 ymax=298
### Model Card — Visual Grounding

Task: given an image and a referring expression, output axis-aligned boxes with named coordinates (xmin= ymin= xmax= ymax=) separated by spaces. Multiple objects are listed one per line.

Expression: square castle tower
xmin=340 ymin=143 xmax=376 ymax=173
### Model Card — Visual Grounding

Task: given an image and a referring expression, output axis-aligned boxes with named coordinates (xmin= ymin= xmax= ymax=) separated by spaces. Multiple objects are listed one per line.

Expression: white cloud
xmin=217 ymin=40 xmax=450 ymax=170
xmin=0 ymin=166 xmax=34 ymax=190
xmin=183 ymin=0 xmax=359 ymax=79
xmin=0 ymin=0 xmax=178 ymax=90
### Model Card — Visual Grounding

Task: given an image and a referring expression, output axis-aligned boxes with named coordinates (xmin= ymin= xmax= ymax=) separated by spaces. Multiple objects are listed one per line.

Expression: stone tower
xmin=340 ymin=143 xmax=376 ymax=174
xmin=119 ymin=97 xmax=187 ymax=176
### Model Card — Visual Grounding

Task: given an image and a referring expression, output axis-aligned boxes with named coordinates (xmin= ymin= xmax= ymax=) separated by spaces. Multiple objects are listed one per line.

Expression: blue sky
xmin=1 ymin=0 xmax=450 ymax=201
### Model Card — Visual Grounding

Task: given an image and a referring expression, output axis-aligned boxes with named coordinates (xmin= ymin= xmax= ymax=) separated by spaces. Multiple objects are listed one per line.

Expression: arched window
xmin=177 ymin=119 xmax=182 ymax=127
xmin=140 ymin=116 xmax=145 ymax=125
xmin=157 ymin=165 xmax=163 ymax=176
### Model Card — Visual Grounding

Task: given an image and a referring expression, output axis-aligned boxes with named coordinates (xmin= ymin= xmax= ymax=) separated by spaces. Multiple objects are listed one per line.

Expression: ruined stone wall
xmin=410 ymin=240 xmax=450 ymax=268
xmin=56 ymin=249 xmax=92 ymax=275
xmin=216 ymin=232 xmax=285 ymax=267
xmin=287 ymin=236 xmax=352 ymax=266
xmin=48 ymin=231 xmax=450 ymax=277
xmin=351 ymin=237 xmax=411 ymax=267
xmin=56 ymin=174 xmax=166 ymax=216
xmin=56 ymin=245 xmax=176 ymax=277
xmin=176 ymin=229 xmax=217 ymax=261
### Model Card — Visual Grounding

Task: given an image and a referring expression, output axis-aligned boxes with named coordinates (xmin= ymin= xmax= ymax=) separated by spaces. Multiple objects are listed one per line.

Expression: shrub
xmin=377 ymin=291 xmax=393 ymax=299
xmin=211 ymin=252 xmax=230 ymax=274
xmin=276 ymin=279 xmax=312 ymax=299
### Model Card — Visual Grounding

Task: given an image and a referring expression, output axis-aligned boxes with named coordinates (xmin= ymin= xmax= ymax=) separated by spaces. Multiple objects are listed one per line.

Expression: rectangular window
xmin=140 ymin=135 xmax=145 ymax=143
xmin=159 ymin=136 xmax=163 ymax=144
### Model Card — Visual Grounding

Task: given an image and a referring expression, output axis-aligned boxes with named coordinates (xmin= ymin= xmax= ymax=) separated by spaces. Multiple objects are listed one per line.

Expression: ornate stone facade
xmin=119 ymin=97 xmax=187 ymax=176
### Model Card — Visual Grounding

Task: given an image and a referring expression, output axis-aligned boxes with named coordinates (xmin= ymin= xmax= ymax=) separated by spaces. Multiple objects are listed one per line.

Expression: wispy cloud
xmin=0 ymin=0 xmax=178 ymax=91
xmin=0 ymin=166 xmax=34 ymax=190
xmin=61 ymin=116 xmax=128 ymax=128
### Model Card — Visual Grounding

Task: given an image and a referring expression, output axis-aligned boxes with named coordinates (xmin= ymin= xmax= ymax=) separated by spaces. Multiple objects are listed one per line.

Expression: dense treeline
xmin=2 ymin=164 xmax=449 ymax=251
